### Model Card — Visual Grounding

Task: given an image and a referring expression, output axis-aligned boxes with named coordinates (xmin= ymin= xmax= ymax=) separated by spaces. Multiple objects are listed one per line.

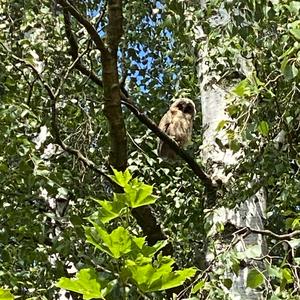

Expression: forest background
xmin=0 ymin=0 xmax=300 ymax=299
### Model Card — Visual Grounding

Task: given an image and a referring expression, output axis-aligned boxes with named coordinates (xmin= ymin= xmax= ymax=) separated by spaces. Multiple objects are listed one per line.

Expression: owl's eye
xmin=184 ymin=105 xmax=193 ymax=114
xmin=177 ymin=103 xmax=184 ymax=110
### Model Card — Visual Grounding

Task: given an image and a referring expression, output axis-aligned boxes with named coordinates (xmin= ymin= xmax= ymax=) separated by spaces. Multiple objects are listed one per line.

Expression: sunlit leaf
xmin=257 ymin=121 xmax=269 ymax=136
xmin=110 ymin=169 xmax=132 ymax=188
xmin=247 ymin=269 xmax=264 ymax=288
xmin=57 ymin=268 xmax=114 ymax=300
xmin=93 ymin=198 xmax=126 ymax=223
xmin=124 ymin=255 xmax=197 ymax=292
xmin=124 ymin=178 xmax=158 ymax=208
xmin=282 ymin=268 xmax=293 ymax=283
xmin=85 ymin=226 xmax=132 ymax=259
xmin=0 ymin=288 xmax=14 ymax=300
xmin=233 ymin=79 xmax=251 ymax=97
xmin=290 ymin=28 xmax=300 ymax=40
xmin=288 ymin=1 xmax=300 ymax=14
xmin=191 ymin=280 xmax=205 ymax=294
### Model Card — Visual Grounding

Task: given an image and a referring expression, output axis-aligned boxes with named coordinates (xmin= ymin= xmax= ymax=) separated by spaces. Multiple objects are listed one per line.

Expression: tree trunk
xmin=197 ymin=14 xmax=267 ymax=300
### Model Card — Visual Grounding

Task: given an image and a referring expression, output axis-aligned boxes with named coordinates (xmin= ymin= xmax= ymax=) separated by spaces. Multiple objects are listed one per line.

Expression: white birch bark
xmin=195 ymin=5 xmax=267 ymax=300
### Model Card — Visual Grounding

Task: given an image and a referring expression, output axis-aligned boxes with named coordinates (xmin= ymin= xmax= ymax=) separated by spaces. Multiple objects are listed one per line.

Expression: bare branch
xmin=54 ymin=49 xmax=88 ymax=98
xmin=238 ymin=226 xmax=300 ymax=240
xmin=94 ymin=0 xmax=107 ymax=31
xmin=63 ymin=9 xmax=103 ymax=88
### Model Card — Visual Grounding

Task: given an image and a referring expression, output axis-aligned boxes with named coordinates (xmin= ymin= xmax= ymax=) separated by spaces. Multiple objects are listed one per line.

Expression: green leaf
xmin=229 ymin=139 xmax=241 ymax=153
xmin=109 ymin=169 xmax=132 ymax=187
xmin=57 ymin=268 xmax=113 ymax=300
xmin=247 ymin=269 xmax=264 ymax=288
xmin=281 ymin=58 xmax=299 ymax=80
xmin=108 ymin=169 xmax=158 ymax=208
xmin=279 ymin=47 xmax=295 ymax=59
xmin=232 ymin=262 xmax=240 ymax=276
xmin=270 ymin=295 xmax=281 ymax=300
xmin=266 ymin=265 xmax=281 ymax=279
xmin=85 ymin=226 xmax=132 ymax=259
xmin=124 ymin=255 xmax=197 ymax=292
xmin=288 ymin=1 xmax=300 ymax=14
xmin=286 ymin=116 xmax=293 ymax=124
xmin=191 ymin=280 xmax=205 ymax=294
xmin=223 ymin=278 xmax=232 ymax=289
xmin=93 ymin=198 xmax=126 ymax=223
xmin=233 ymin=79 xmax=251 ymax=97
xmin=216 ymin=120 xmax=228 ymax=131
xmin=139 ymin=239 xmax=169 ymax=258
xmin=287 ymin=238 xmax=300 ymax=249
xmin=86 ymin=221 xmax=167 ymax=259
xmin=244 ymin=245 xmax=262 ymax=259
xmin=291 ymin=218 xmax=300 ymax=230
xmin=257 ymin=121 xmax=269 ymax=136
xmin=0 ymin=288 xmax=14 ymax=300
xmin=290 ymin=28 xmax=300 ymax=40
xmin=226 ymin=104 xmax=239 ymax=117
xmin=282 ymin=268 xmax=293 ymax=283
xmin=124 ymin=178 xmax=158 ymax=208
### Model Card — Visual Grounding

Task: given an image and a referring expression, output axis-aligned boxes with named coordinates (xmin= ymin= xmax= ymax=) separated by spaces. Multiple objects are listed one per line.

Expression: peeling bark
xmin=196 ymin=4 xmax=267 ymax=298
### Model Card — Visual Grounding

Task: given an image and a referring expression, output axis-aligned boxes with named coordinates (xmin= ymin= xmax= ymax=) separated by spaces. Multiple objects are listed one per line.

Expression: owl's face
xmin=170 ymin=98 xmax=196 ymax=117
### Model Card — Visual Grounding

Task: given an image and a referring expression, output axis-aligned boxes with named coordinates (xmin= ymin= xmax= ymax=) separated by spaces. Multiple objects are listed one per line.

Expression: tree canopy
xmin=0 ymin=0 xmax=299 ymax=299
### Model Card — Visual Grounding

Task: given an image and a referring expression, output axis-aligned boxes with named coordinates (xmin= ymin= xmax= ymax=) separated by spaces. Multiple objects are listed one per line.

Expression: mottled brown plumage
xmin=157 ymin=98 xmax=196 ymax=160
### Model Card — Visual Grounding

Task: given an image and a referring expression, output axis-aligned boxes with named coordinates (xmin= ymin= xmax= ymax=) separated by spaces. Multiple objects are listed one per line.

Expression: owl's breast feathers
xmin=157 ymin=98 xmax=196 ymax=159
xmin=171 ymin=111 xmax=193 ymax=146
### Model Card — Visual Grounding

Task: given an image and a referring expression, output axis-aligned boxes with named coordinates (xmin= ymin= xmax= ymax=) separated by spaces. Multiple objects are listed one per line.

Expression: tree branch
xmin=94 ymin=0 xmax=107 ymax=32
xmin=59 ymin=10 xmax=214 ymax=190
xmin=100 ymin=0 xmax=127 ymax=171
xmin=120 ymin=99 xmax=215 ymax=190
xmin=62 ymin=9 xmax=103 ymax=87
xmin=57 ymin=0 xmax=108 ymax=55
xmin=107 ymin=0 xmax=123 ymax=52
xmin=61 ymin=0 xmax=128 ymax=171
xmin=237 ymin=226 xmax=300 ymax=240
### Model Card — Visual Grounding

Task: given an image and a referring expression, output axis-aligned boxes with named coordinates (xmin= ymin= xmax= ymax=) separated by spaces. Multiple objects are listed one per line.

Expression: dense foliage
xmin=0 ymin=0 xmax=299 ymax=299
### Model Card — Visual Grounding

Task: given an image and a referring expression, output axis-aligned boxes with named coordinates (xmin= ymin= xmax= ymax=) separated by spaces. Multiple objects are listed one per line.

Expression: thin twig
xmin=237 ymin=226 xmax=300 ymax=240
xmin=54 ymin=49 xmax=88 ymax=98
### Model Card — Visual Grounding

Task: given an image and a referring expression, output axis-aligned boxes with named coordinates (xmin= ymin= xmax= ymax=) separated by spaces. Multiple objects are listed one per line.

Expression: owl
xmin=157 ymin=98 xmax=196 ymax=160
